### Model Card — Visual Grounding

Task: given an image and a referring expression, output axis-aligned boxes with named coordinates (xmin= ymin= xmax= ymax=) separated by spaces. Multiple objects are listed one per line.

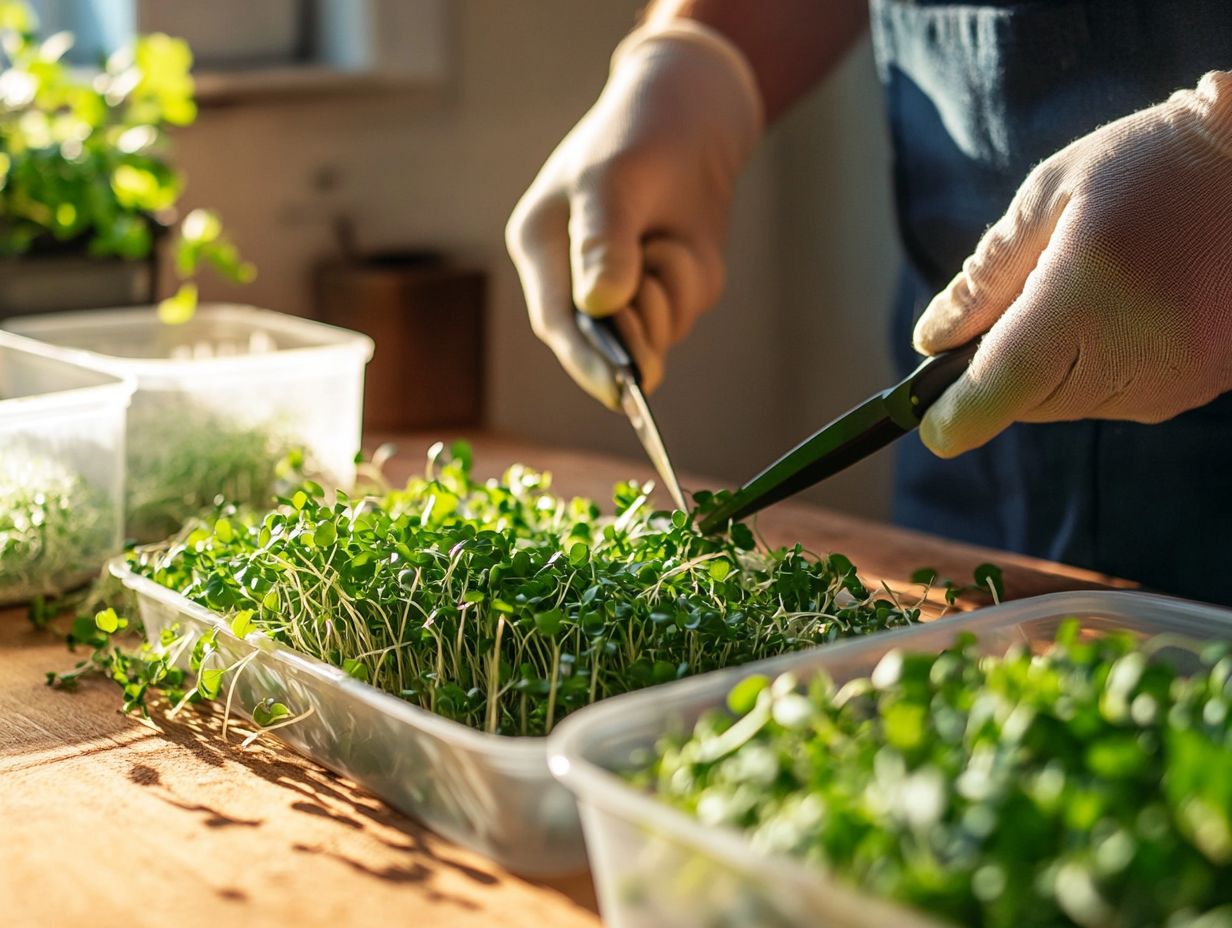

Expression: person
xmin=505 ymin=0 xmax=1232 ymax=605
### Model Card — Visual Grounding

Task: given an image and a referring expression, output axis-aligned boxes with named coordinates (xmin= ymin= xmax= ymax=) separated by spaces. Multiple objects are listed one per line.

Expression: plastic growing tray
xmin=110 ymin=557 xmax=585 ymax=876
xmin=0 ymin=332 xmax=133 ymax=605
xmin=548 ymin=591 xmax=1232 ymax=928
xmin=4 ymin=305 xmax=373 ymax=541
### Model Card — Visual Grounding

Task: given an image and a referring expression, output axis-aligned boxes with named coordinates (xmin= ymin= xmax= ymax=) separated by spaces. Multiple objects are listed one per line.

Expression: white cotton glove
xmin=914 ymin=71 xmax=1232 ymax=458
xmin=505 ymin=21 xmax=763 ymax=408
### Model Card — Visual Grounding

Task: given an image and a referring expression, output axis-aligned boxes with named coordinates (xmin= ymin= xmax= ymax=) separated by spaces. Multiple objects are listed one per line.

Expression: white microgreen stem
xmin=239 ymin=704 xmax=317 ymax=749
xmin=221 ymin=649 xmax=261 ymax=742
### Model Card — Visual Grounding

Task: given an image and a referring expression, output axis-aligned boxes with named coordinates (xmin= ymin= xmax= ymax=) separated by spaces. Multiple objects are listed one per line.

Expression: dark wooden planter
xmin=315 ymin=252 xmax=486 ymax=431
xmin=0 ymin=253 xmax=159 ymax=320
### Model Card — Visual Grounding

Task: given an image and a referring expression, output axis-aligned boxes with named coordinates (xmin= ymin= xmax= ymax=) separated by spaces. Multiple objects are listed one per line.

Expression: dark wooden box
xmin=315 ymin=255 xmax=485 ymax=431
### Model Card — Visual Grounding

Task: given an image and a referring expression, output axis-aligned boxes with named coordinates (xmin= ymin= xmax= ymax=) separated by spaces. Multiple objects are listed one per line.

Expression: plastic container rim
xmin=0 ymin=329 xmax=135 ymax=421
xmin=547 ymin=589 xmax=1232 ymax=925
xmin=3 ymin=304 xmax=376 ymax=375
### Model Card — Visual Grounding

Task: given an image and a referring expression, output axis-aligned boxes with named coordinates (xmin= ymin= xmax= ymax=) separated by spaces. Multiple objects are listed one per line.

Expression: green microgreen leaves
xmin=641 ymin=627 xmax=1232 ymax=927
xmin=197 ymin=667 xmax=224 ymax=700
xmin=252 ymin=699 xmax=290 ymax=727
xmin=974 ymin=562 xmax=1005 ymax=600
xmin=229 ymin=609 xmax=255 ymax=638
xmin=48 ymin=609 xmax=192 ymax=717
xmin=119 ymin=442 xmax=918 ymax=737
xmin=94 ymin=607 xmax=123 ymax=633
xmin=155 ymin=281 xmax=198 ymax=325
xmin=160 ymin=209 xmax=257 ymax=324
xmin=534 ymin=608 xmax=564 ymax=637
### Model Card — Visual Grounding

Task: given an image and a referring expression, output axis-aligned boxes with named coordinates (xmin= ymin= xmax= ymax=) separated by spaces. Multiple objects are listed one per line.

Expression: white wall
xmin=172 ymin=1 xmax=900 ymax=520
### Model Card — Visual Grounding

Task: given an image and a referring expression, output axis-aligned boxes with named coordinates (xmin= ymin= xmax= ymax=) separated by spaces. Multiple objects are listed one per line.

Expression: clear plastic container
xmin=548 ymin=591 xmax=1232 ymax=928
xmin=4 ymin=305 xmax=374 ymax=541
xmin=0 ymin=332 xmax=133 ymax=605
xmin=109 ymin=558 xmax=586 ymax=877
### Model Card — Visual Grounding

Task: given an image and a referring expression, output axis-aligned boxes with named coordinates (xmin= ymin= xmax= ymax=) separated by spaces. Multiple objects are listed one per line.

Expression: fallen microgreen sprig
xmin=638 ymin=623 xmax=1232 ymax=927
xmin=99 ymin=441 xmax=929 ymax=737
xmin=912 ymin=563 xmax=1005 ymax=608
xmin=48 ymin=607 xmax=193 ymax=714
xmin=47 ymin=605 xmax=309 ymax=746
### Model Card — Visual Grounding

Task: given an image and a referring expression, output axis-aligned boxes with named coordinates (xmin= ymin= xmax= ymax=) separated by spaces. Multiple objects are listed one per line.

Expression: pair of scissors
xmin=697 ymin=339 xmax=980 ymax=534
xmin=576 ymin=311 xmax=689 ymax=512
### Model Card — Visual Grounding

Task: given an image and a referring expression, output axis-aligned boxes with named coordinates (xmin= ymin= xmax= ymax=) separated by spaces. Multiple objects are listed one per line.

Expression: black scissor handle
xmin=904 ymin=338 xmax=981 ymax=419
xmin=575 ymin=310 xmax=640 ymax=385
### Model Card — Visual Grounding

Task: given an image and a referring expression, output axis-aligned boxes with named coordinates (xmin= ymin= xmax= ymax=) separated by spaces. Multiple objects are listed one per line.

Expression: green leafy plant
xmin=638 ymin=624 xmax=1232 ymax=927
xmin=0 ymin=0 xmax=254 ymax=320
xmin=0 ymin=447 xmax=114 ymax=603
xmin=62 ymin=442 xmax=928 ymax=736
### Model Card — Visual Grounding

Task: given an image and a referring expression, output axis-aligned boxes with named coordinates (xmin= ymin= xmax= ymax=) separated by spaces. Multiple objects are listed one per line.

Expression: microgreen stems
xmin=546 ymin=642 xmax=561 ymax=734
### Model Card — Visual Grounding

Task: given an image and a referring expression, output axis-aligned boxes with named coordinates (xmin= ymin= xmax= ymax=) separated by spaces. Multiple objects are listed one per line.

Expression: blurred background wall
xmin=171 ymin=0 xmax=902 ymax=521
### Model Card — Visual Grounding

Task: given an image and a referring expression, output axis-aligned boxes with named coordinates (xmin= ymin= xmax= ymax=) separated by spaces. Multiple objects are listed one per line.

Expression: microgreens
xmin=124 ymin=405 xmax=304 ymax=541
xmin=0 ymin=448 xmax=114 ymax=603
xmin=84 ymin=441 xmax=927 ymax=736
xmin=638 ymin=624 xmax=1232 ymax=927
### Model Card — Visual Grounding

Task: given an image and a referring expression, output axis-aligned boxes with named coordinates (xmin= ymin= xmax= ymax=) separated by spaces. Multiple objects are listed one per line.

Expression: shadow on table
xmin=142 ymin=701 xmax=599 ymax=915
xmin=10 ymin=611 xmax=597 ymax=916
xmin=0 ymin=622 xmax=146 ymax=765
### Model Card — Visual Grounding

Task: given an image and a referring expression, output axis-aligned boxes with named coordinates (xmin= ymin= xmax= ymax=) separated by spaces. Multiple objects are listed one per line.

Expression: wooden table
xmin=1 ymin=433 xmax=1130 ymax=928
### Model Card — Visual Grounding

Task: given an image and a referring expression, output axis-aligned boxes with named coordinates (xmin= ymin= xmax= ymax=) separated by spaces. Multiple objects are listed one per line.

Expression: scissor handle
xmin=575 ymin=310 xmax=640 ymax=385
xmin=904 ymin=338 xmax=981 ymax=419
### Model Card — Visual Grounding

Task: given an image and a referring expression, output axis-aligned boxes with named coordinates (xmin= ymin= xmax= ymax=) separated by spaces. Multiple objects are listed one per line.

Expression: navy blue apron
xmin=869 ymin=0 xmax=1232 ymax=604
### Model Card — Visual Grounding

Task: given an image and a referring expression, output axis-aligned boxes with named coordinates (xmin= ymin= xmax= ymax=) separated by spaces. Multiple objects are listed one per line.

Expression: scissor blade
xmin=699 ymin=392 xmax=909 ymax=533
xmin=617 ymin=375 xmax=688 ymax=512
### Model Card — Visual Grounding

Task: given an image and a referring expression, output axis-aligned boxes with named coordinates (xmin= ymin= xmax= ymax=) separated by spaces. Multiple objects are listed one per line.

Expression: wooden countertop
xmin=0 ymin=433 xmax=1131 ymax=928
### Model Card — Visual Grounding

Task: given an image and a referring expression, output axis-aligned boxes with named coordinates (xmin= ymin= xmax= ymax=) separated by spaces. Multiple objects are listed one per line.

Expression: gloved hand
xmin=505 ymin=21 xmax=762 ymax=408
xmin=914 ymin=70 xmax=1232 ymax=458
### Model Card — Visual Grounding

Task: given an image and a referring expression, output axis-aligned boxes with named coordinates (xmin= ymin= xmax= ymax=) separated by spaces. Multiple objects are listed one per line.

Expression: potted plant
xmin=0 ymin=0 xmax=252 ymax=320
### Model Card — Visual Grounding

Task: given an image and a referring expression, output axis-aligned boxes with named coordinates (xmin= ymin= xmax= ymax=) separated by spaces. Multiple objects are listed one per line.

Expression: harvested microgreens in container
xmin=636 ymin=623 xmax=1232 ymax=928
xmin=1 ymin=449 xmax=114 ymax=603
xmin=57 ymin=442 xmax=923 ymax=736
xmin=124 ymin=403 xmax=304 ymax=542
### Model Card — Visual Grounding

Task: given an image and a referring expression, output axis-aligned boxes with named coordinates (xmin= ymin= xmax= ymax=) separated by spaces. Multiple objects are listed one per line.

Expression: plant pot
xmin=0 ymin=253 xmax=158 ymax=321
